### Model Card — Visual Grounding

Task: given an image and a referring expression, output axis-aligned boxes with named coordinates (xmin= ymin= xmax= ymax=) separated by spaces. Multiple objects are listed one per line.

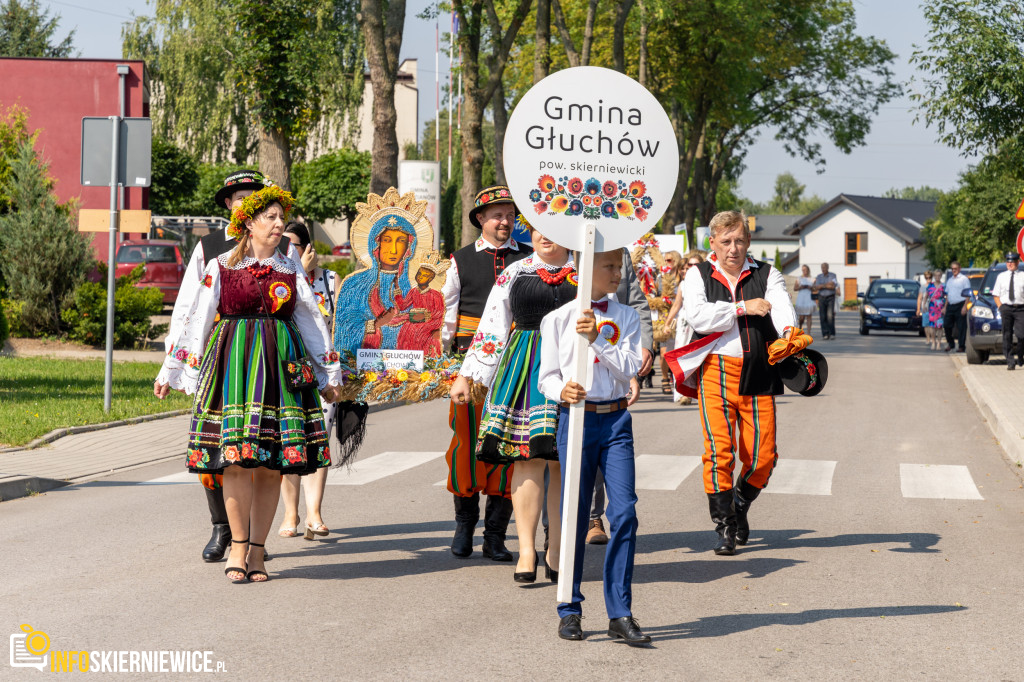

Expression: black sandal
xmin=224 ymin=538 xmax=249 ymax=583
xmin=245 ymin=542 xmax=269 ymax=583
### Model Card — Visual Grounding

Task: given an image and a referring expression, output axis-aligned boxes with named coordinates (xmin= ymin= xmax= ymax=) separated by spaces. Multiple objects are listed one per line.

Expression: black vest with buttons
xmin=692 ymin=259 xmax=783 ymax=396
xmin=451 ymin=241 xmax=533 ymax=351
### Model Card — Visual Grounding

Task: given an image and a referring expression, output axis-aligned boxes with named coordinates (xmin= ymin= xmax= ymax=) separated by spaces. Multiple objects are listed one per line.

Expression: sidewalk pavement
xmin=953 ymin=355 xmax=1024 ymax=469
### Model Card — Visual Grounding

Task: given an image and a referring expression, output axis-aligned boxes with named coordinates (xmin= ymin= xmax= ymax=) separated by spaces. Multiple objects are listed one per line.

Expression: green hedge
xmin=61 ymin=264 xmax=168 ymax=349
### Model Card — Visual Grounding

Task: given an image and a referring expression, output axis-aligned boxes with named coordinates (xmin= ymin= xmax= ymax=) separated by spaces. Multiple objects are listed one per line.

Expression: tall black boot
xmin=481 ymin=495 xmax=514 ymax=562
xmin=733 ymin=481 xmax=762 ymax=546
xmin=203 ymin=486 xmax=231 ymax=562
xmin=708 ymin=491 xmax=737 ymax=556
xmin=451 ymin=493 xmax=480 ymax=558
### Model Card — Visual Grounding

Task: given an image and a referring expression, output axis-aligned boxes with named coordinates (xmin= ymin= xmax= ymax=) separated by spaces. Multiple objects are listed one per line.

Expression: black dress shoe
xmin=608 ymin=617 xmax=652 ymax=646
xmin=558 ymin=615 xmax=583 ymax=641
xmin=202 ymin=524 xmax=231 ymax=562
xmin=481 ymin=536 xmax=513 ymax=562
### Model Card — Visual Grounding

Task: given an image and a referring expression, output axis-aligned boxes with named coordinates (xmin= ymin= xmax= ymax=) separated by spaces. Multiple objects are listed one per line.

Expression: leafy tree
xmin=0 ymin=140 xmax=91 ymax=335
xmin=359 ymin=0 xmax=406 ymax=193
xmin=0 ymin=0 xmax=75 ymax=58
xmin=149 ymin=136 xmax=199 ymax=216
xmin=922 ymin=153 xmax=1024 ymax=268
xmin=769 ymin=173 xmax=806 ymax=214
xmin=883 ymin=186 xmax=943 ymax=202
xmin=292 ymin=148 xmax=372 ymax=225
xmin=174 ymin=161 xmax=250 ymax=218
xmin=122 ymin=1 xmax=365 ymax=189
xmin=0 ymin=104 xmax=32 ymax=215
xmin=912 ymin=1 xmax=1024 ymax=163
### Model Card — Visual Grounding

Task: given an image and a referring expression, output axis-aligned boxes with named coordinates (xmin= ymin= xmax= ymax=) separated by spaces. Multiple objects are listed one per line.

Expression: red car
xmin=114 ymin=239 xmax=185 ymax=305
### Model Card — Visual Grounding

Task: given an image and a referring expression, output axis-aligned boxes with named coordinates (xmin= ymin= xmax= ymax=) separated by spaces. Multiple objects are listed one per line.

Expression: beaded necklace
xmin=536 ymin=264 xmax=574 ymax=285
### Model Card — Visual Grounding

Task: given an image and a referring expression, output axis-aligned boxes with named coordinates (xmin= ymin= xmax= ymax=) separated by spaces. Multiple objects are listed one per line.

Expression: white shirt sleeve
xmin=441 ymin=256 xmax=461 ymax=347
xmin=165 ymin=241 xmax=206 ymax=352
xmin=765 ymin=265 xmax=797 ymax=335
xmin=155 ymin=259 xmax=222 ymax=394
xmin=683 ymin=265 xmax=739 ymax=334
xmin=537 ymin=308 xmax=567 ymax=403
xmin=457 ymin=259 xmax=519 ymax=386
xmin=592 ymin=307 xmax=642 ymax=383
xmin=290 ymin=261 xmax=342 ymax=389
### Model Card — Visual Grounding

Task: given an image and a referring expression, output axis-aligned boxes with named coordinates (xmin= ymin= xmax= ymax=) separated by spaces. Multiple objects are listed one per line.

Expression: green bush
xmin=0 ymin=299 xmax=8 ymax=348
xmin=321 ymin=258 xmax=354 ymax=281
xmin=61 ymin=264 xmax=168 ymax=349
xmin=313 ymin=240 xmax=332 ymax=256
xmin=1 ymin=298 xmax=28 ymax=337
xmin=841 ymin=299 xmax=860 ymax=309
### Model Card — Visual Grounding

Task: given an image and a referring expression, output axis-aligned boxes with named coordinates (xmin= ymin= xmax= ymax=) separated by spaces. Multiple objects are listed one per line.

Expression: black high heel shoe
xmin=545 ymin=560 xmax=558 ymax=583
xmin=514 ymin=552 xmax=538 ymax=584
xmin=223 ymin=538 xmax=248 ymax=583
xmin=245 ymin=542 xmax=270 ymax=583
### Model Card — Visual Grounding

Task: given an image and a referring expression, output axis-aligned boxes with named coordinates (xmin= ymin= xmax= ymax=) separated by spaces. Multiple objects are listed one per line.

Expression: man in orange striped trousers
xmin=681 ymin=211 xmax=795 ymax=555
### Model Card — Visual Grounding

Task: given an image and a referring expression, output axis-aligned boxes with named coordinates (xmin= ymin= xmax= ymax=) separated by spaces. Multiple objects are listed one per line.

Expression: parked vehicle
xmin=332 ymin=242 xmax=353 ymax=258
xmin=858 ymin=279 xmax=923 ymax=335
xmin=114 ymin=239 xmax=185 ymax=305
xmin=965 ymin=262 xmax=1008 ymax=365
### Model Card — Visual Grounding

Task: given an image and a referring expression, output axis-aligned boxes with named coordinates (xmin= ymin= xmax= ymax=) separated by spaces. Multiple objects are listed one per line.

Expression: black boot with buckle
xmin=451 ymin=493 xmax=480 ymax=558
xmin=708 ymin=490 xmax=737 ymax=556
xmin=482 ymin=495 xmax=514 ymax=562
xmin=733 ymin=481 xmax=762 ymax=546
xmin=202 ymin=487 xmax=231 ymax=562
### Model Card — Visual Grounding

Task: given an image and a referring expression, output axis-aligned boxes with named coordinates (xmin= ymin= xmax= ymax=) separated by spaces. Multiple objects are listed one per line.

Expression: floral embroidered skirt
xmin=186 ymin=317 xmax=330 ymax=474
xmin=477 ymin=329 xmax=558 ymax=463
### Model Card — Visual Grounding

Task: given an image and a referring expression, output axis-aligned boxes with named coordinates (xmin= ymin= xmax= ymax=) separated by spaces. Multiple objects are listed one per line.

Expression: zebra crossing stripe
xmin=326 ymin=451 xmax=445 ymax=486
xmin=634 ymin=455 xmax=702 ymax=491
xmin=762 ymin=459 xmax=836 ymax=496
xmin=899 ymin=464 xmax=984 ymax=500
xmin=138 ymin=472 xmax=194 ymax=485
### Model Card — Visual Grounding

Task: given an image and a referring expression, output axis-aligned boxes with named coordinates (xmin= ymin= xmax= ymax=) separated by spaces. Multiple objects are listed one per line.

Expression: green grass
xmin=0 ymin=357 xmax=192 ymax=447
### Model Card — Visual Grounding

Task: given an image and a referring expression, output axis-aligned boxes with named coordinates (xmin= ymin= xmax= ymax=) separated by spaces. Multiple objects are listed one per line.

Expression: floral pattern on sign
xmin=532 ymin=176 xmax=652 ymax=221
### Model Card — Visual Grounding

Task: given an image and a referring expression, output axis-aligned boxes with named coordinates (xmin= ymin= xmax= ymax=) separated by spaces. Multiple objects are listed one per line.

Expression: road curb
xmin=955 ymin=360 xmax=1024 ymax=470
xmin=0 ymin=475 xmax=69 ymax=502
xmin=0 ymin=409 xmax=192 ymax=454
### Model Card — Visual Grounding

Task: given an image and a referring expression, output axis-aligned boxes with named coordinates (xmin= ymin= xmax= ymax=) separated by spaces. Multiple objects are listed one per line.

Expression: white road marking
xmin=138 ymin=471 xmax=194 ymax=485
xmin=634 ymin=454 xmax=702 ymax=491
xmin=326 ymin=451 xmax=445 ymax=486
xmin=762 ymin=459 xmax=836 ymax=496
xmin=900 ymin=464 xmax=984 ymax=500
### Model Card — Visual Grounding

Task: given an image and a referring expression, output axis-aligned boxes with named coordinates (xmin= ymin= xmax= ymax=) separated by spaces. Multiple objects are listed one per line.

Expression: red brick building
xmin=0 ymin=58 xmax=149 ymax=261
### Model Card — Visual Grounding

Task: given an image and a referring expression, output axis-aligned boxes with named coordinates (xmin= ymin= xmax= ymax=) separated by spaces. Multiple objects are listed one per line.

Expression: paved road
xmin=3 ymin=315 xmax=1022 ymax=680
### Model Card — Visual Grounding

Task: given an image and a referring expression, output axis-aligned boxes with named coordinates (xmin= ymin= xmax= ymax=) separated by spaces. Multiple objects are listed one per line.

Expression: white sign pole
xmin=556 ymin=222 xmax=595 ymax=603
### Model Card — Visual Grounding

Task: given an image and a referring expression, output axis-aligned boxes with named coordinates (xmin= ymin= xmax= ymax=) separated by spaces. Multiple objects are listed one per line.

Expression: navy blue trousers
xmin=556 ymin=404 xmax=638 ymax=619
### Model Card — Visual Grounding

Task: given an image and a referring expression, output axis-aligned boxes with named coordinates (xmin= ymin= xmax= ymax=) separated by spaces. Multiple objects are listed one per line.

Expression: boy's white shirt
xmin=538 ymin=295 xmax=642 ymax=403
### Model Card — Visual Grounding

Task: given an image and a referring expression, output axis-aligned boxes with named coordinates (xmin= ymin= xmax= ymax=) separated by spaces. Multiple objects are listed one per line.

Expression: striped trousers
xmin=697 ymin=354 xmax=778 ymax=495
xmin=445 ymin=399 xmax=513 ymax=498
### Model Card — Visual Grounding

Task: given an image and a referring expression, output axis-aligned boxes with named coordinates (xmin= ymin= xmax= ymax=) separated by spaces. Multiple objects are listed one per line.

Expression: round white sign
xmin=503 ymin=66 xmax=679 ymax=252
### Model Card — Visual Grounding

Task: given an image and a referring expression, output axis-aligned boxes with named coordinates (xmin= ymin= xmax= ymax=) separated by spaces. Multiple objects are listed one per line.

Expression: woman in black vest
xmin=682 ymin=211 xmax=796 ymax=556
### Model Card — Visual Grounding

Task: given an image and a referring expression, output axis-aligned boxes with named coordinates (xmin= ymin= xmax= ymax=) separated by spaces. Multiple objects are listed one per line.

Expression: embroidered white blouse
xmin=154 ymin=252 xmax=341 ymax=394
xmin=458 ymin=253 xmax=576 ymax=387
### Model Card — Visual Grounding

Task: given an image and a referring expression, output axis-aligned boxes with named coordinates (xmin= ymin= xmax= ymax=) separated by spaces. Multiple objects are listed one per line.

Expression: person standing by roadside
xmin=992 ymin=252 xmax=1024 ymax=370
xmin=794 ymin=264 xmax=816 ymax=332
xmin=920 ymin=270 xmax=946 ymax=351
xmin=812 ymin=263 xmax=838 ymax=339
xmin=943 ymin=261 xmax=972 ymax=353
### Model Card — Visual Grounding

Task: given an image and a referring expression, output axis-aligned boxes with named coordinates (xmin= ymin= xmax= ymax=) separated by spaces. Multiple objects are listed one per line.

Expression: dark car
xmin=114 ymin=239 xmax=185 ymax=305
xmin=965 ymin=262 xmax=1007 ymax=364
xmin=858 ymin=279 xmax=923 ymax=335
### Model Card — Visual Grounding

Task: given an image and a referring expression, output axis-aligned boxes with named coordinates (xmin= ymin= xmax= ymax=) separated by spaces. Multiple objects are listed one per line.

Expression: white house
xmin=785 ymin=194 xmax=935 ymax=302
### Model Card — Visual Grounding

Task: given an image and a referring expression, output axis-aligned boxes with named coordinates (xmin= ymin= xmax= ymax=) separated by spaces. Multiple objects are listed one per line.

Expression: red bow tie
xmin=591 ymin=300 xmax=608 ymax=312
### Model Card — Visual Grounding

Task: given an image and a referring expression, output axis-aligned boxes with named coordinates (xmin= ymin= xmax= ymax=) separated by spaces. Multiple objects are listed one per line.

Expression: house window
xmin=845 ymin=232 xmax=868 ymax=265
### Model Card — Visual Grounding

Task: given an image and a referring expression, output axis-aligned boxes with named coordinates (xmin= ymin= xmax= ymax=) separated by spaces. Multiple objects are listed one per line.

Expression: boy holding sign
xmin=538 ymin=249 xmax=650 ymax=646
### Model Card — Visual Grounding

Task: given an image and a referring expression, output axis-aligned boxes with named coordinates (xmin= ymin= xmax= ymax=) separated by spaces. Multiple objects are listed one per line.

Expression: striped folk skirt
xmin=477 ymin=329 xmax=559 ymax=463
xmin=186 ymin=317 xmax=330 ymax=474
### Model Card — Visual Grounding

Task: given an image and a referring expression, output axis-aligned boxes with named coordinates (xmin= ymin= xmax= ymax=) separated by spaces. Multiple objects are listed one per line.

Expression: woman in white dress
xmin=277 ymin=222 xmax=338 ymax=541
xmin=663 ymin=251 xmax=706 ymax=404
xmin=794 ymin=264 xmax=815 ymax=331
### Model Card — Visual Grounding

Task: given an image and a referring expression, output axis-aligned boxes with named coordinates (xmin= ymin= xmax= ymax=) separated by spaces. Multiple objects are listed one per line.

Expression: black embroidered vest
xmin=451 ymin=241 xmax=532 ymax=351
xmin=693 ymin=259 xmax=782 ymax=396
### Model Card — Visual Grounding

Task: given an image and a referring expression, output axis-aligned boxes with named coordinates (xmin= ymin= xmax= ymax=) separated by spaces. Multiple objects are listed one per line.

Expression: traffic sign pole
xmin=103 ymin=116 xmax=120 ymax=413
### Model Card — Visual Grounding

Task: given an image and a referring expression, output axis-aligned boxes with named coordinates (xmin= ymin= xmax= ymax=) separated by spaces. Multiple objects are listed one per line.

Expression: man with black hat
xmin=156 ymin=169 xmax=301 ymax=562
xmin=441 ymin=185 xmax=533 ymax=560
xmin=993 ymin=251 xmax=1024 ymax=371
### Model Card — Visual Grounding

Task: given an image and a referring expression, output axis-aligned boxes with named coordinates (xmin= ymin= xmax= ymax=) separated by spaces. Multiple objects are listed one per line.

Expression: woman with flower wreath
xmin=449 ymin=216 xmax=576 ymax=584
xmin=155 ymin=186 xmax=342 ymax=584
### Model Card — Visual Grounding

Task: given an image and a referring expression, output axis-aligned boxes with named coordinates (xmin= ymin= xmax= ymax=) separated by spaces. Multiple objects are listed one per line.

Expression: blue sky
xmin=47 ymin=0 xmax=970 ymax=205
